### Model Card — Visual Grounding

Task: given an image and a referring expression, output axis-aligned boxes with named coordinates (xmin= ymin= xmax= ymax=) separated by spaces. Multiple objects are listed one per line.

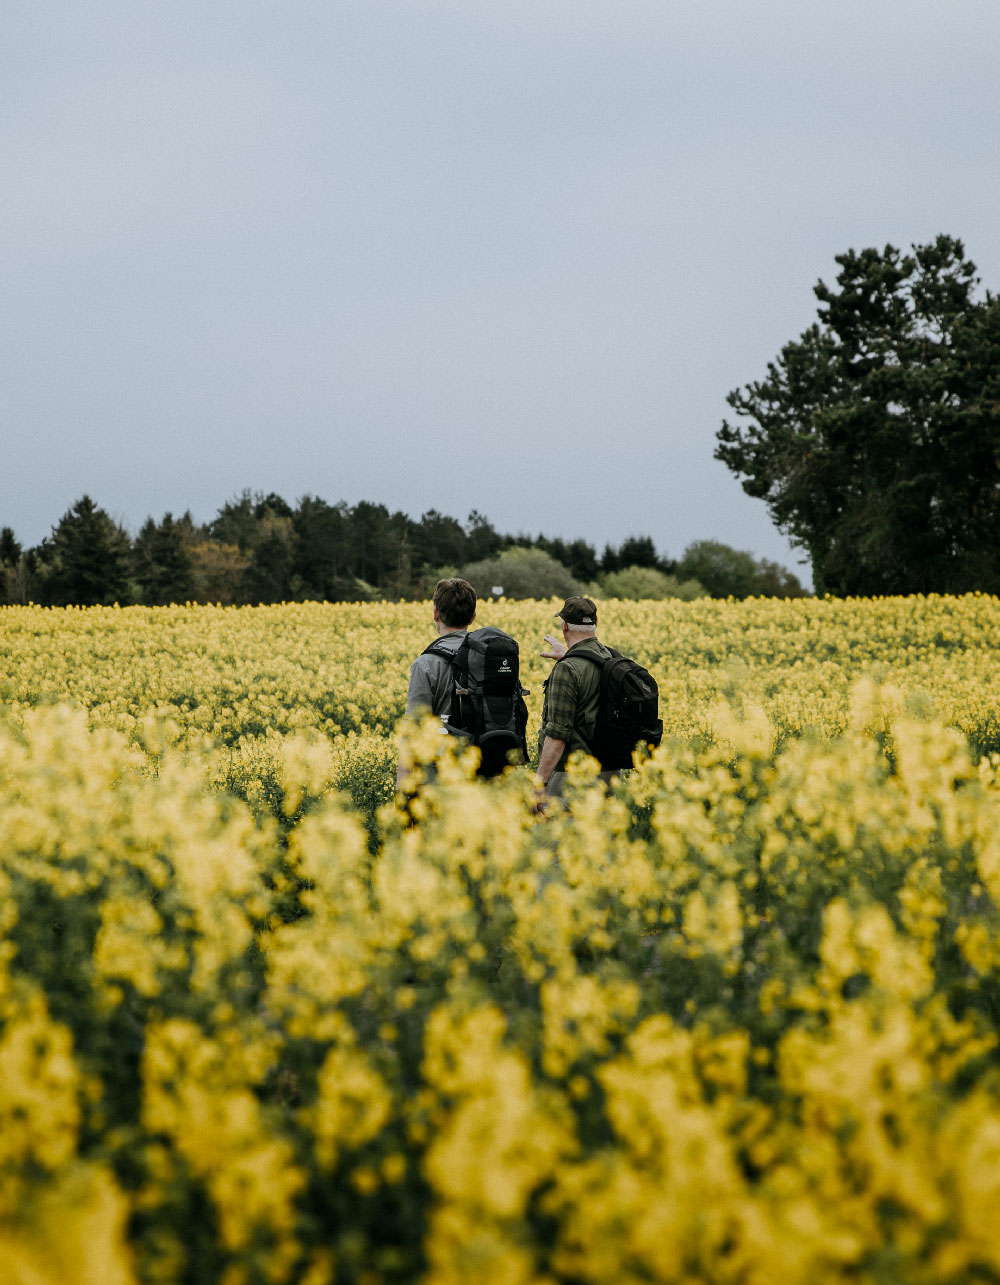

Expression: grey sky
xmin=4 ymin=1 xmax=999 ymax=582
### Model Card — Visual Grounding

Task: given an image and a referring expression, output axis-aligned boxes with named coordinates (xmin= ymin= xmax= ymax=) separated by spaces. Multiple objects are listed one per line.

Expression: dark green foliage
xmin=349 ymin=501 xmax=406 ymax=587
xmin=209 ymin=490 xmax=260 ymax=552
xmin=37 ymin=495 xmax=133 ymax=606
xmin=0 ymin=526 xmax=20 ymax=565
xmin=211 ymin=490 xmax=293 ymax=552
xmin=563 ymin=538 xmax=600 ymax=581
xmin=465 ymin=509 xmax=503 ymax=561
xmin=597 ymin=536 xmax=673 ymax=576
xmin=0 ymin=526 xmax=23 ymax=604
xmin=291 ymin=496 xmax=353 ymax=599
xmin=409 ymin=509 xmax=467 ymax=570
xmin=535 ymin=535 xmax=601 ymax=582
xmin=17 ymin=494 xmax=800 ymax=605
xmin=716 ymin=236 xmax=1000 ymax=595
xmin=599 ymin=542 xmax=620 ymax=573
xmin=242 ymin=528 xmax=296 ymax=604
xmin=259 ymin=491 xmax=293 ymax=519
xmin=616 ymin=535 xmax=669 ymax=572
xmin=676 ymin=540 xmax=806 ymax=599
xmin=133 ymin=513 xmax=197 ymax=606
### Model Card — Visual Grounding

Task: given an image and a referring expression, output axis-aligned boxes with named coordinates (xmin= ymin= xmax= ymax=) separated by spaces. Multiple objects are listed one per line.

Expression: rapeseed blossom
xmin=3 ymin=596 xmax=1000 ymax=1280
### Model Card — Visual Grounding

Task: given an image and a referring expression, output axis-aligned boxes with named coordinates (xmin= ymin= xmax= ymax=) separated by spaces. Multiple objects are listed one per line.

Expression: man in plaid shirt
xmin=535 ymin=595 xmax=616 ymax=800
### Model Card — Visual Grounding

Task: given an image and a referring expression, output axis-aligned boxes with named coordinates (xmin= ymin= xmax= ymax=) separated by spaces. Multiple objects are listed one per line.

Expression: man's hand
xmin=540 ymin=632 xmax=567 ymax=660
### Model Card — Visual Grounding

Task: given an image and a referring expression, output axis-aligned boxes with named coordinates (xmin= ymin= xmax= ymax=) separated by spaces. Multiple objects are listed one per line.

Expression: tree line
xmin=0 ymin=492 xmax=805 ymax=607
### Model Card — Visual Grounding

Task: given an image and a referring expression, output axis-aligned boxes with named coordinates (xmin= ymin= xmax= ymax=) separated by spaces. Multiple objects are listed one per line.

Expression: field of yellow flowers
xmin=4 ymin=595 xmax=1000 ymax=1284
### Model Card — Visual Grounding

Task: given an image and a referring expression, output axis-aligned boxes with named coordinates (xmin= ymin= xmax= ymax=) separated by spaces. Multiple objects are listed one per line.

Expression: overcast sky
xmin=4 ymin=1 xmax=999 ymax=581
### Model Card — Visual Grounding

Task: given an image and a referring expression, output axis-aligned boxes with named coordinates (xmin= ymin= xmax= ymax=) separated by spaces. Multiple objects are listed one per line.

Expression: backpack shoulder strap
xmin=557 ymin=645 xmax=620 ymax=668
xmin=422 ymin=636 xmax=466 ymax=661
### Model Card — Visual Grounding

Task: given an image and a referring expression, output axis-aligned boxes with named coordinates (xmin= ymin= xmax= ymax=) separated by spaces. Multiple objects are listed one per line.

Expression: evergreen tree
xmin=242 ymin=528 xmax=295 ymax=603
xmin=411 ymin=509 xmax=467 ymax=570
xmin=38 ymin=496 xmax=133 ymax=606
xmin=210 ymin=491 xmax=292 ymax=552
xmin=292 ymin=496 xmax=352 ymax=599
xmin=210 ymin=490 xmax=259 ymax=552
xmin=0 ymin=527 xmax=23 ymax=604
xmin=133 ymin=513 xmax=196 ymax=605
xmin=465 ymin=510 xmax=502 ymax=562
xmin=716 ymin=236 xmax=1000 ymax=594
xmin=599 ymin=543 xmax=620 ymax=574
xmin=534 ymin=535 xmax=570 ymax=569
xmin=350 ymin=502 xmax=402 ymax=586
xmin=0 ymin=527 xmax=19 ymax=565
xmin=255 ymin=492 xmax=293 ymax=519
xmin=617 ymin=535 xmax=673 ymax=573
xmin=562 ymin=538 xmax=600 ymax=582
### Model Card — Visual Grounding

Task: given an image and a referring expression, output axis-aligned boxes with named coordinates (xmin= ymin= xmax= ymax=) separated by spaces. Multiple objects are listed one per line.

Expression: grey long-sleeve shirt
xmin=397 ymin=630 xmax=467 ymax=789
xmin=404 ymin=630 xmax=466 ymax=718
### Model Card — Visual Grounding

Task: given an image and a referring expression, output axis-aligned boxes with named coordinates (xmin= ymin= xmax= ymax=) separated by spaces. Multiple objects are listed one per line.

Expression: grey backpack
xmin=423 ymin=627 xmax=529 ymax=777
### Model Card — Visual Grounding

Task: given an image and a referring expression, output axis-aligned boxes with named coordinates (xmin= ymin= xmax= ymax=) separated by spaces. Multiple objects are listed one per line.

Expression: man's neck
xmin=436 ymin=623 xmax=468 ymax=637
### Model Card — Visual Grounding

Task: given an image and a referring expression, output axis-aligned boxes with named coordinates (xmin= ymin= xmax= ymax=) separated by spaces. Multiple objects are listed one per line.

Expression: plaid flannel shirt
xmin=538 ymin=637 xmax=612 ymax=769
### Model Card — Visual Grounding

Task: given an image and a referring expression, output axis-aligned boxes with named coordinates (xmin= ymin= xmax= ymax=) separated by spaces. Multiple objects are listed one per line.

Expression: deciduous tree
xmin=462 ymin=546 xmax=582 ymax=600
xmin=675 ymin=540 xmax=804 ymax=599
xmin=600 ymin=565 xmax=706 ymax=600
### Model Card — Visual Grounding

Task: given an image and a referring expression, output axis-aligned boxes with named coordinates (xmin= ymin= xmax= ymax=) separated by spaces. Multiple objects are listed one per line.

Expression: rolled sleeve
xmin=541 ymin=665 xmax=578 ymax=742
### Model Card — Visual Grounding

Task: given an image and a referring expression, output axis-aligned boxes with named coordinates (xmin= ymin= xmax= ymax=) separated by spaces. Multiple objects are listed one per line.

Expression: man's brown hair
xmin=433 ymin=577 xmax=477 ymax=628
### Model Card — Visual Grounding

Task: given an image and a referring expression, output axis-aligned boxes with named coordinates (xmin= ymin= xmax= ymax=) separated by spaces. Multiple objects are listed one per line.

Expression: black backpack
xmin=423 ymin=627 xmax=529 ymax=778
xmin=562 ymin=647 xmax=663 ymax=771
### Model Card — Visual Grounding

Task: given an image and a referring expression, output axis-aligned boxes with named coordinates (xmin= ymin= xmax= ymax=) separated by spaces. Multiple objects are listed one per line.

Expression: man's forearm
xmin=536 ymin=735 xmax=566 ymax=787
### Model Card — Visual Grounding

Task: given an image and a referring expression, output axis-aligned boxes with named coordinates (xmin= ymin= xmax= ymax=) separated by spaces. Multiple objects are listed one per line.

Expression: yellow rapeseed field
xmin=3 ymin=595 xmax=1000 ymax=1284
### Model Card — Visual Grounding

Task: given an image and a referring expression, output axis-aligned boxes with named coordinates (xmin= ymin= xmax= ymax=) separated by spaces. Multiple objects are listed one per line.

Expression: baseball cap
xmin=555 ymin=596 xmax=597 ymax=625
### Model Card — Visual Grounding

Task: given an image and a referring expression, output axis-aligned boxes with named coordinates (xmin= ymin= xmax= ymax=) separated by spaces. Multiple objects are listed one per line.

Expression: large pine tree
xmin=39 ymin=496 xmax=133 ymax=606
xmin=132 ymin=513 xmax=196 ymax=605
xmin=716 ymin=236 xmax=1000 ymax=595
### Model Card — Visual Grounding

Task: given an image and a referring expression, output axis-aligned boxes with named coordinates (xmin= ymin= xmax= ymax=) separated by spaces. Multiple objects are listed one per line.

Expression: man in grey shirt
xmin=396 ymin=577 xmax=477 ymax=787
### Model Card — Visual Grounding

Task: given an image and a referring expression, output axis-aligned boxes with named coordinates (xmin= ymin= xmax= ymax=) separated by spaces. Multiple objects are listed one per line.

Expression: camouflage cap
xmin=555 ymin=596 xmax=598 ymax=626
